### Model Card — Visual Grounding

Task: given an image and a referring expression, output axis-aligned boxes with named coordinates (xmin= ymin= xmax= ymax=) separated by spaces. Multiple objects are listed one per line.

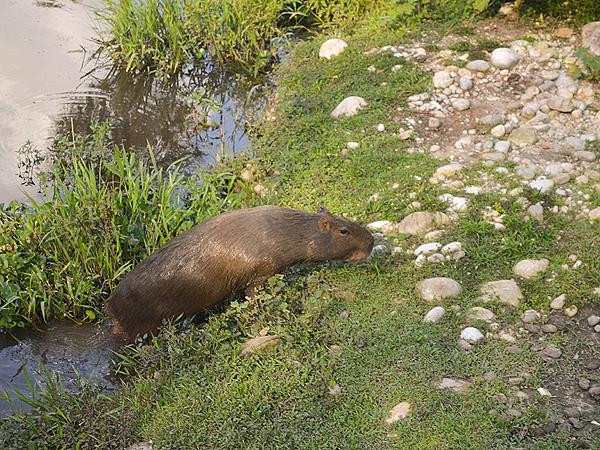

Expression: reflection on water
xmin=0 ymin=321 xmax=119 ymax=415
xmin=0 ymin=0 xmax=268 ymax=204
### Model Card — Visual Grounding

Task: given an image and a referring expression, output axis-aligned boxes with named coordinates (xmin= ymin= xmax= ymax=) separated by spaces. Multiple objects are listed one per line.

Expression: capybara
xmin=107 ymin=206 xmax=374 ymax=340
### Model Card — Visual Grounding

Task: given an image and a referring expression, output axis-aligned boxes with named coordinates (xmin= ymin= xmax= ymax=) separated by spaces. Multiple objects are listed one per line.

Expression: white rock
xmin=466 ymin=60 xmax=490 ymax=72
xmin=414 ymin=242 xmax=442 ymax=256
xmin=521 ymin=309 xmax=540 ymax=323
xmin=385 ymin=402 xmax=411 ymax=424
xmin=490 ymin=48 xmax=521 ymax=68
xmin=582 ymin=21 xmax=600 ymax=56
xmin=564 ymin=305 xmax=578 ymax=317
xmin=461 ymin=327 xmax=484 ymax=343
xmin=537 ymin=388 xmax=552 ymax=397
xmin=529 ymin=178 xmax=554 ymax=194
xmin=480 ymin=280 xmax=523 ymax=308
xmin=347 ymin=141 xmax=360 ymax=149
xmin=467 ymin=307 xmax=496 ymax=323
xmin=415 ymin=277 xmax=463 ymax=302
xmin=423 ymin=306 xmax=446 ymax=323
xmin=439 ymin=194 xmax=468 ymax=211
xmin=491 ymin=125 xmax=506 ymax=138
xmin=397 ymin=211 xmax=451 ymax=235
xmin=590 ymin=207 xmax=600 ymax=220
xmin=433 ymin=71 xmax=453 ymax=88
xmin=513 ymin=259 xmax=550 ymax=279
xmin=441 ymin=242 xmax=462 ymax=255
xmin=436 ymin=378 xmax=471 ymax=393
xmin=319 ymin=38 xmax=348 ymax=59
xmin=427 ymin=253 xmax=445 ymax=263
xmin=367 ymin=220 xmax=398 ymax=233
xmin=459 ymin=76 xmax=473 ymax=90
xmin=331 ymin=96 xmax=367 ymax=118
xmin=452 ymin=99 xmax=471 ymax=111
xmin=550 ymin=294 xmax=565 ymax=310
xmin=435 ymin=163 xmax=463 ymax=177
xmin=527 ymin=203 xmax=544 ymax=221
xmin=377 ymin=123 xmax=385 ymax=132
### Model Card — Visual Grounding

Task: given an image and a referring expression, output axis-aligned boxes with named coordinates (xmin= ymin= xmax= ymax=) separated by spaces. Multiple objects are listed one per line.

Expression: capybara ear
xmin=318 ymin=216 xmax=331 ymax=232
xmin=317 ymin=205 xmax=331 ymax=215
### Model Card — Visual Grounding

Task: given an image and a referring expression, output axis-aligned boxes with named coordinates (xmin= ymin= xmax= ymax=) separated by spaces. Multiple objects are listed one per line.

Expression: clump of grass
xmin=517 ymin=0 xmax=600 ymax=25
xmin=0 ymin=124 xmax=242 ymax=329
xmin=575 ymin=48 xmax=600 ymax=82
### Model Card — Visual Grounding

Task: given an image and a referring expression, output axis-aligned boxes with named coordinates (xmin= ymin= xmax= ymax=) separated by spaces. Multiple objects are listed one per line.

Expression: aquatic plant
xmin=0 ymin=125 xmax=242 ymax=330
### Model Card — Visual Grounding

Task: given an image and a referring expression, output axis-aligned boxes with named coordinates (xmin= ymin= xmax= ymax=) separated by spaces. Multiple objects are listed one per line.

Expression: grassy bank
xmin=3 ymin=13 xmax=600 ymax=448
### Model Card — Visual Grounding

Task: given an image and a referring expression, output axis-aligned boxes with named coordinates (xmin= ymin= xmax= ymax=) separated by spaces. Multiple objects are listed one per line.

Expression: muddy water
xmin=0 ymin=0 xmax=265 ymax=203
xmin=0 ymin=321 xmax=118 ymax=414
xmin=0 ymin=0 xmax=267 ymax=414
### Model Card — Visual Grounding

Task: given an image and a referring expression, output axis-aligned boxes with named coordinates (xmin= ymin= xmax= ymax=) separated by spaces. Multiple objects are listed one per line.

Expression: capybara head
xmin=313 ymin=206 xmax=374 ymax=262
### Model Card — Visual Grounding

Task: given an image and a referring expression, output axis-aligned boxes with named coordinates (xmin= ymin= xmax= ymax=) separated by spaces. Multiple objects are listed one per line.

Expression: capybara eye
xmin=339 ymin=228 xmax=349 ymax=235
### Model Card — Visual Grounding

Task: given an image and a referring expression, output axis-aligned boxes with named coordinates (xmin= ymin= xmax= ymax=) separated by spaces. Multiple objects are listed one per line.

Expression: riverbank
xmin=3 ymin=10 xmax=600 ymax=450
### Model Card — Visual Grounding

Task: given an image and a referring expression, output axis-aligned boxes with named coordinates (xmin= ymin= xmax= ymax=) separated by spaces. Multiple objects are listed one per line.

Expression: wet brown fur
xmin=106 ymin=206 xmax=374 ymax=340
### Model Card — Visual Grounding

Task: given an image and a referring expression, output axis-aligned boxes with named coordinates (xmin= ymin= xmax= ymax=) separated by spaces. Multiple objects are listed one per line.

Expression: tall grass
xmin=0 ymin=125 xmax=242 ymax=330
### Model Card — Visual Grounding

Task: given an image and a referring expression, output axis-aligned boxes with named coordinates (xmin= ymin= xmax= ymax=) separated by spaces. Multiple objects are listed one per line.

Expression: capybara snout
xmin=107 ymin=206 xmax=374 ymax=340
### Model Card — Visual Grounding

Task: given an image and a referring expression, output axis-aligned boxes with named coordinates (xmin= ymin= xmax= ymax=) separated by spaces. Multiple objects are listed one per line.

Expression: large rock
xmin=433 ymin=71 xmax=453 ymax=88
xmin=319 ymin=38 xmax=348 ymax=59
xmin=397 ymin=211 xmax=451 ymax=235
xmin=435 ymin=163 xmax=463 ymax=178
xmin=590 ymin=208 xmax=600 ymax=220
xmin=509 ymin=127 xmax=538 ymax=146
xmin=466 ymin=60 xmax=490 ymax=72
xmin=480 ymin=280 xmax=523 ymax=308
xmin=423 ymin=306 xmax=446 ymax=323
xmin=547 ymin=96 xmax=574 ymax=112
xmin=513 ymin=259 xmax=550 ymax=279
xmin=467 ymin=307 xmax=496 ymax=323
xmin=490 ymin=48 xmax=521 ymax=68
xmin=582 ymin=21 xmax=600 ymax=56
xmin=331 ymin=96 xmax=367 ymax=118
xmin=416 ymin=277 xmax=463 ymax=302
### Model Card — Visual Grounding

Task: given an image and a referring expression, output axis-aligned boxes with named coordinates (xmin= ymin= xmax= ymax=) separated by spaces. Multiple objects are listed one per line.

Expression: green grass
xmin=3 ymin=12 xmax=600 ymax=450
xmin=0 ymin=124 xmax=243 ymax=329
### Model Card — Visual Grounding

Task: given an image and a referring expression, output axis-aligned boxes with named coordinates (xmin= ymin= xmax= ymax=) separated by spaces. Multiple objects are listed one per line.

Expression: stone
xmin=441 ymin=242 xmax=461 ymax=255
xmin=521 ymin=309 xmax=540 ymax=323
xmin=415 ymin=277 xmax=463 ymax=302
xmin=563 ymin=136 xmax=585 ymax=153
xmin=423 ymin=306 xmax=446 ymax=323
xmin=495 ymin=140 xmax=511 ymax=153
xmin=397 ymin=211 xmax=451 ymax=235
xmin=550 ymin=294 xmax=566 ymax=310
xmin=428 ymin=117 xmax=442 ymax=129
xmin=466 ymin=60 xmax=490 ymax=72
xmin=564 ymin=306 xmax=578 ymax=317
xmin=347 ymin=141 xmax=360 ymax=149
xmin=509 ymin=127 xmax=538 ymax=146
xmin=240 ymin=335 xmax=281 ymax=356
xmin=590 ymin=208 xmax=600 ymax=220
xmin=547 ymin=96 xmax=574 ymax=112
xmin=433 ymin=71 xmax=453 ymax=88
xmin=575 ymin=151 xmax=596 ymax=161
xmin=513 ymin=259 xmax=550 ymax=279
xmin=555 ymin=27 xmax=574 ymax=39
xmin=542 ymin=324 xmax=557 ymax=333
xmin=385 ymin=402 xmax=411 ymax=424
xmin=367 ymin=220 xmax=398 ymax=233
xmin=516 ymin=165 xmax=537 ymax=180
xmin=491 ymin=125 xmax=506 ymax=138
xmin=529 ymin=179 xmax=554 ymax=194
xmin=327 ymin=384 xmax=341 ymax=395
xmin=587 ymin=315 xmax=600 ymax=327
xmin=435 ymin=163 xmax=463 ymax=177
xmin=527 ymin=203 xmax=544 ymax=221
xmin=427 ymin=253 xmax=445 ymax=263
xmin=127 ymin=444 xmax=157 ymax=450
xmin=331 ymin=96 xmax=367 ymax=118
xmin=439 ymin=194 xmax=468 ymax=211
xmin=582 ymin=21 xmax=600 ymax=56
xmin=319 ymin=38 xmax=348 ymax=59
xmin=452 ymin=99 xmax=471 ymax=111
xmin=490 ymin=48 xmax=521 ymax=68
xmin=542 ymin=346 xmax=562 ymax=359
xmin=414 ymin=242 xmax=442 ymax=256
xmin=436 ymin=378 xmax=471 ymax=393
xmin=467 ymin=307 xmax=496 ymax=323
xmin=478 ymin=114 xmax=504 ymax=128
xmin=578 ymin=378 xmax=591 ymax=390
xmin=461 ymin=327 xmax=484 ymax=343
xmin=480 ymin=280 xmax=523 ymax=308
xmin=459 ymin=76 xmax=473 ymax=90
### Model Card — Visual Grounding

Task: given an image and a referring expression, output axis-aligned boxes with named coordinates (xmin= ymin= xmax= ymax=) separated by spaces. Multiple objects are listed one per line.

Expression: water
xmin=0 ymin=321 xmax=119 ymax=414
xmin=0 ymin=0 xmax=266 ymax=203
xmin=0 ymin=0 xmax=268 ymax=414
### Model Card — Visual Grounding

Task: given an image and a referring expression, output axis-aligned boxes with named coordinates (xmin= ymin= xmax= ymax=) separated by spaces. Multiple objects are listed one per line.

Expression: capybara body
xmin=107 ymin=206 xmax=374 ymax=340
